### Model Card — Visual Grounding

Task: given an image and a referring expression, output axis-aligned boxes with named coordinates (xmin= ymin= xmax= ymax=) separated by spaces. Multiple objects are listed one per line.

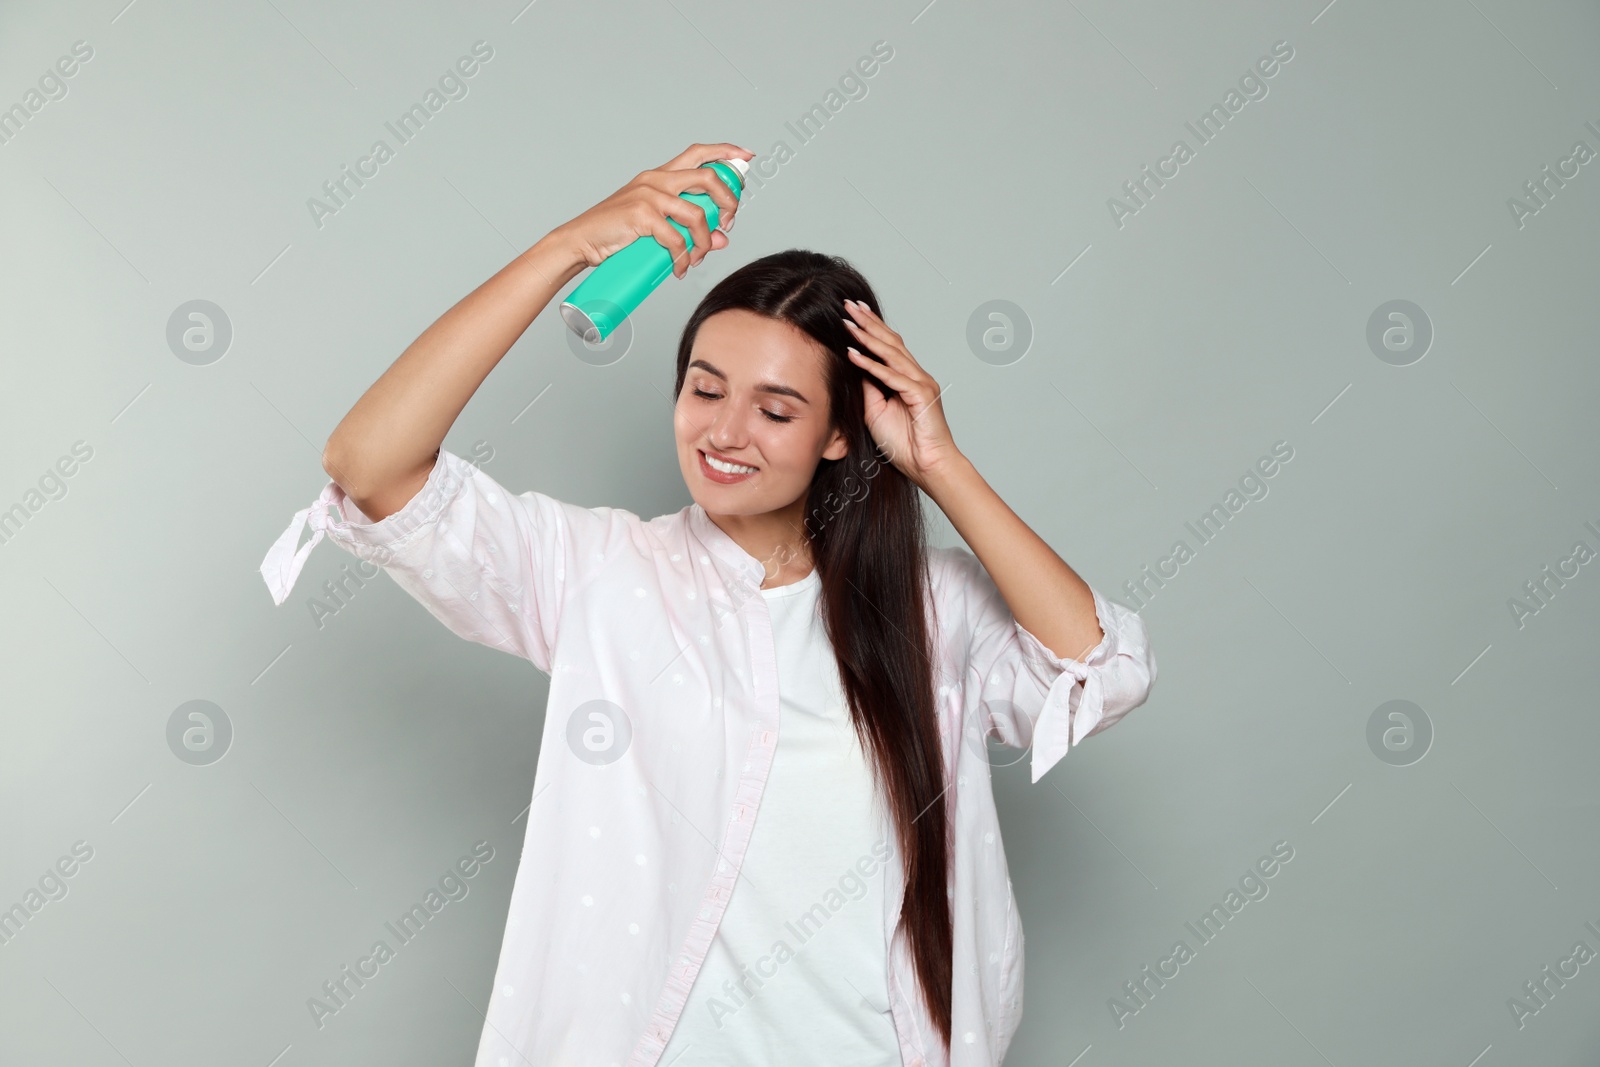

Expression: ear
xmin=821 ymin=427 xmax=850 ymax=462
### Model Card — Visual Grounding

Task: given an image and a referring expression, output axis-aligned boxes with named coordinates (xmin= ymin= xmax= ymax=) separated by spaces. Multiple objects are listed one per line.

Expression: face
xmin=674 ymin=308 xmax=849 ymax=522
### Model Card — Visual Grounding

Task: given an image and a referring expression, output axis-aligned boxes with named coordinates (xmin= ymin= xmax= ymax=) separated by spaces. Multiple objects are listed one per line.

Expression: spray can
xmin=559 ymin=157 xmax=749 ymax=344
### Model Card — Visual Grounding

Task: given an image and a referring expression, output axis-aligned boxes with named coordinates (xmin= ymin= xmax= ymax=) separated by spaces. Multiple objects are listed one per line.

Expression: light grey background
xmin=3 ymin=0 xmax=1598 ymax=1064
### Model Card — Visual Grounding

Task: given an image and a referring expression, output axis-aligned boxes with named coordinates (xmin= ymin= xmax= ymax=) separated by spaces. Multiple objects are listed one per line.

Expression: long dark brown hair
xmin=673 ymin=249 xmax=952 ymax=1046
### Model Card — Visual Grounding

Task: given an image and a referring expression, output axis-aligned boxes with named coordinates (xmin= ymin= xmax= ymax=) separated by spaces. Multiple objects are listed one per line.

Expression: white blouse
xmin=660 ymin=565 xmax=901 ymax=1065
xmin=259 ymin=448 xmax=1158 ymax=1067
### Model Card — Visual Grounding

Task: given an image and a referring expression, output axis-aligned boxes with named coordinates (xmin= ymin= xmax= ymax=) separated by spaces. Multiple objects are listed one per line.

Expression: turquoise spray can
xmin=559 ymin=157 xmax=749 ymax=344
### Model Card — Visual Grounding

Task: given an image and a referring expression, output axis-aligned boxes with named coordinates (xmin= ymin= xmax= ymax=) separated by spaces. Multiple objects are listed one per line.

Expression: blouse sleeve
xmin=938 ymin=546 xmax=1158 ymax=784
xmin=259 ymin=449 xmax=576 ymax=674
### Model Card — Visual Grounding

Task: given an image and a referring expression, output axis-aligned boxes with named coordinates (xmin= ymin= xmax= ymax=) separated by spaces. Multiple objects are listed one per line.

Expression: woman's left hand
xmin=842 ymin=299 xmax=963 ymax=491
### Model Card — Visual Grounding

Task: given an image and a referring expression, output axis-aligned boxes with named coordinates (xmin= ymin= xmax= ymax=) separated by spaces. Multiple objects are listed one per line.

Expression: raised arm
xmin=839 ymin=297 xmax=1106 ymax=658
xmin=322 ymin=141 xmax=753 ymax=522
xmin=836 ymin=298 xmax=1156 ymax=780
xmin=322 ymin=239 xmax=581 ymax=521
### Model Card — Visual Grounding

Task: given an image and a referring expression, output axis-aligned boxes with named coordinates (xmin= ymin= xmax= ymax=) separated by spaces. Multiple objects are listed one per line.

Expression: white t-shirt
xmin=659 ymin=566 xmax=903 ymax=1066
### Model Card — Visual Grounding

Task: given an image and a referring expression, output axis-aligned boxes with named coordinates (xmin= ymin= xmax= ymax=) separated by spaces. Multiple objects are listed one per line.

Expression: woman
xmin=260 ymin=142 xmax=1157 ymax=1067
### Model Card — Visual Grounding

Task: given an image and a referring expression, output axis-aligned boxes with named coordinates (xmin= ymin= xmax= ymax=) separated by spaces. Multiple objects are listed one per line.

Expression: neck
xmin=704 ymin=498 xmax=814 ymax=581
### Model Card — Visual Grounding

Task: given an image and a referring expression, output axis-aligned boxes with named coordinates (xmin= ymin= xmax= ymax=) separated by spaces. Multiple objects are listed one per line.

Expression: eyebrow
xmin=687 ymin=359 xmax=810 ymax=404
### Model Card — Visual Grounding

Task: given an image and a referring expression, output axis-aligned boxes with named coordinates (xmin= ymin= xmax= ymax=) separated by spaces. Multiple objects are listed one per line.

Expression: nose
xmin=705 ymin=403 xmax=754 ymax=453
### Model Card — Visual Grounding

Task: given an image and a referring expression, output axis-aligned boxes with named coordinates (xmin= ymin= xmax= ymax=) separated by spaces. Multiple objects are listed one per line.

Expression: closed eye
xmin=692 ymin=387 xmax=794 ymax=424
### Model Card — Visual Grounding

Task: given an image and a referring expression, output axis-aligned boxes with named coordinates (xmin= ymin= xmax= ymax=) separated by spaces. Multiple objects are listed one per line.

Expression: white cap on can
xmin=720 ymin=157 xmax=750 ymax=177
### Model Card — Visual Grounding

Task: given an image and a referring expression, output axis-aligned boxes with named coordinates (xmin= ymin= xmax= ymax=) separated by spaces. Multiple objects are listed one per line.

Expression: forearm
xmin=922 ymin=454 xmax=1105 ymax=662
xmin=323 ymin=232 xmax=585 ymax=521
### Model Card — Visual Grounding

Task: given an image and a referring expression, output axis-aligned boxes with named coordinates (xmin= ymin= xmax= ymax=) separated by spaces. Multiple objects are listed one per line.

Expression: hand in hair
xmin=841 ymin=298 xmax=961 ymax=491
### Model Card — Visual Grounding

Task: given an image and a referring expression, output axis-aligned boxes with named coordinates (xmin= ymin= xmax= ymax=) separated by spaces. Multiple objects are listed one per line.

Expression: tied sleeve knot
xmin=1069 ymin=664 xmax=1106 ymax=746
xmin=1028 ymin=654 xmax=1108 ymax=786
xmin=260 ymin=481 xmax=343 ymax=606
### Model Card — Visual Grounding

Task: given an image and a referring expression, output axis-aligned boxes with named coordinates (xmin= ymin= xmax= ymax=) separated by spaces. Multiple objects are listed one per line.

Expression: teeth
xmin=704 ymin=452 xmax=757 ymax=475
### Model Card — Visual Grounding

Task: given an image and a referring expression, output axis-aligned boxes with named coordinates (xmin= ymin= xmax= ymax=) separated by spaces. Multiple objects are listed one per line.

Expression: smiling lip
xmin=699 ymin=449 xmax=758 ymax=484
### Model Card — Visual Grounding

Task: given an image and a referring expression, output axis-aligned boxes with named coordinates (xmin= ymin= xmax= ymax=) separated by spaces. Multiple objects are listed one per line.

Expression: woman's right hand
xmin=549 ymin=142 xmax=755 ymax=280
